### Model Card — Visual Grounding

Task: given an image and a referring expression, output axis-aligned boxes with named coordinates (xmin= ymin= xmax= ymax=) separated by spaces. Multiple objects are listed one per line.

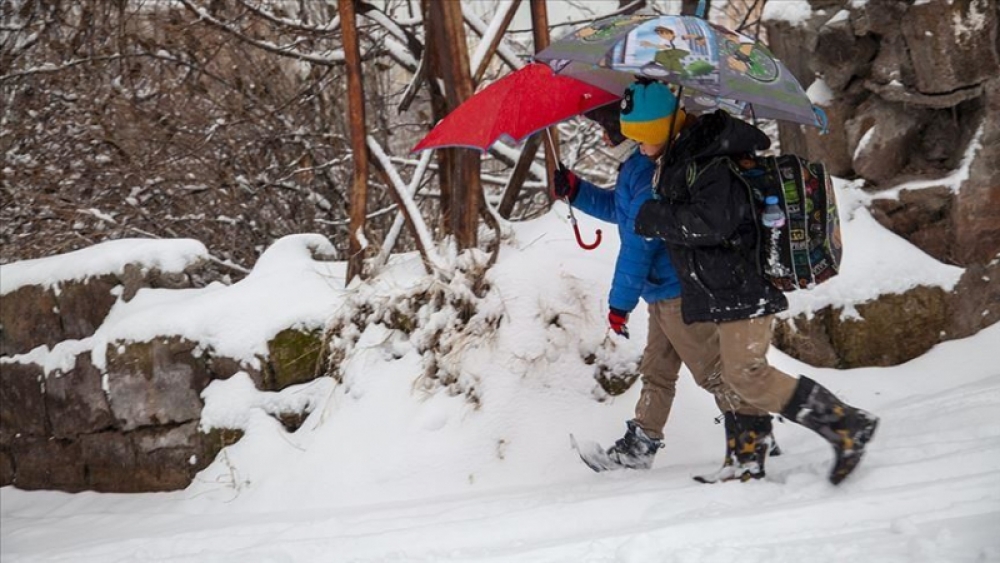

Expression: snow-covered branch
xmin=462 ymin=7 xmax=525 ymax=73
xmin=176 ymin=0 xmax=346 ymax=65
xmin=367 ymin=136 xmax=447 ymax=274
xmin=235 ymin=0 xmax=341 ymax=34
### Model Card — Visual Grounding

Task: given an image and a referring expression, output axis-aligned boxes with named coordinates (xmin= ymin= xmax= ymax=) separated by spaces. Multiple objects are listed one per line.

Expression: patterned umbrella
xmin=535 ymin=15 xmax=823 ymax=128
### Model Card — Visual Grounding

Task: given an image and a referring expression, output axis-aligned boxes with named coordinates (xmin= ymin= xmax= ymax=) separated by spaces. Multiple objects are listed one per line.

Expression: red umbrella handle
xmin=573 ymin=223 xmax=603 ymax=250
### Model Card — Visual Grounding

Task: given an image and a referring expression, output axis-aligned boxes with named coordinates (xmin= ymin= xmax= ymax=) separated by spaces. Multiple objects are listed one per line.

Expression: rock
xmin=105 ymin=337 xmax=212 ymax=431
xmin=45 ymin=353 xmax=115 ymax=439
xmin=901 ymin=0 xmax=1000 ymax=95
xmin=79 ymin=431 xmax=137 ymax=491
xmin=0 ymin=361 xmax=48 ymax=441
xmin=11 ymin=437 xmax=86 ymax=491
xmin=919 ymin=109 xmax=969 ymax=167
xmin=130 ymin=422 xmax=206 ymax=492
xmin=775 ymin=286 xmax=952 ymax=368
xmin=207 ymin=354 xmax=265 ymax=388
xmin=867 ymin=33 xmax=916 ymax=88
xmin=763 ymin=12 xmax=824 ymax=158
xmin=0 ymin=448 xmax=13 ymax=486
xmin=865 ymin=80 xmax=983 ymax=109
xmin=953 ymin=78 xmax=1000 ymax=266
xmin=813 ymin=11 xmax=878 ymax=90
xmin=829 ymin=286 xmax=950 ymax=367
xmin=869 ymin=186 xmax=954 ymax=263
xmin=847 ymin=97 xmax=926 ymax=185
xmin=56 ymin=274 xmax=119 ymax=341
xmin=0 ymin=285 xmax=61 ymax=356
xmin=121 ymin=263 xmax=195 ymax=302
xmin=266 ymin=328 xmax=326 ymax=390
xmin=800 ymin=95 xmax=855 ymax=177
xmin=774 ymin=309 xmax=842 ymax=368
xmin=850 ymin=0 xmax=909 ymax=37
xmin=807 ymin=0 xmax=847 ymax=10
xmin=947 ymin=261 xmax=1000 ymax=340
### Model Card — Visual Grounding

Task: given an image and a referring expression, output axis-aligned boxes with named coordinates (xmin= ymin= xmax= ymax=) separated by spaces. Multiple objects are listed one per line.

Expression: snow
xmin=2 ymin=189 xmax=999 ymax=561
xmin=1 ymin=235 xmax=346 ymax=373
xmin=806 ymin=78 xmax=835 ymax=106
xmin=827 ymin=9 xmax=851 ymax=26
xmin=0 ymin=238 xmax=208 ymax=296
xmin=761 ymin=1 xmax=815 ymax=27
xmin=954 ymin=0 xmax=991 ymax=43
xmin=854 ymin=125 xmax=876 ymax=161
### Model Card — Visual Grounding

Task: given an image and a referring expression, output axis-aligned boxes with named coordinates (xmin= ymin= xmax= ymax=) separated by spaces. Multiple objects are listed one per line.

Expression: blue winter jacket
xmin=572 ymin=150 xmax=681 ymax=313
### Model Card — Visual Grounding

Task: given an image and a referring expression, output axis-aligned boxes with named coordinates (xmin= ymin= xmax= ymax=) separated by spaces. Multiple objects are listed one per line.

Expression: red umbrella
xmin=411 ymin=63 xmax=619 ymax=153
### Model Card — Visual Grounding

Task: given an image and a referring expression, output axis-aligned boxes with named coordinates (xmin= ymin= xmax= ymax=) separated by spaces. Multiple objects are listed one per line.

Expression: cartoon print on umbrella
xmin=573 ymin=14 xmax=653 ymax=42
xmin=535 ymin=15 xmax=823 ymax=128
xmin=711 ymin=23 xmax=778 ymax=82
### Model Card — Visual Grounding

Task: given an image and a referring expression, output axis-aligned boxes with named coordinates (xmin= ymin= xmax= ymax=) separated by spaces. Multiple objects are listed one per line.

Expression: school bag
xmin=734 ymin=154 xmax=843 ymax=291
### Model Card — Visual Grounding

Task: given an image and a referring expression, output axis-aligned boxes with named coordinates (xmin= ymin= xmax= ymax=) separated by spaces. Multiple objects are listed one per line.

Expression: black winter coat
xmin=634 ymin=110 xmax=788 ymax=324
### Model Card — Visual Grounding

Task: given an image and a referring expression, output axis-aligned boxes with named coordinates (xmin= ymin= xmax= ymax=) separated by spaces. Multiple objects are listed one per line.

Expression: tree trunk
xmin=424 ymin=0 xmax=482 ymax=249
xmin=529 ymin=0 xmax=557 ymax=197
xmin=338 ymin=0 xmax=369 ymax=284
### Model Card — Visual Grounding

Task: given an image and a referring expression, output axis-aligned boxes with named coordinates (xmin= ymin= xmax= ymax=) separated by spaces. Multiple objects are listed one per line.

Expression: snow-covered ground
xmin=2 ymin=180 xmax=999 ymax=562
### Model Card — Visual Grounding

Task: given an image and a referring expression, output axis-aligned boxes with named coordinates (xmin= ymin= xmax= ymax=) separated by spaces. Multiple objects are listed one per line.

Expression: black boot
xmin=782 ymin=376 xmax=879 ymax=485
xmin=606 ymin=420 xmax=663 ymax=470
xmin=694 ymin=413 xmax=773 ymax=483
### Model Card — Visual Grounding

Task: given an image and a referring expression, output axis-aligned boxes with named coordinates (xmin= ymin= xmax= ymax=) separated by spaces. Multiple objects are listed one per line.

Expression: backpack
xmin=734 ymin=154 xmax=843 ymax=291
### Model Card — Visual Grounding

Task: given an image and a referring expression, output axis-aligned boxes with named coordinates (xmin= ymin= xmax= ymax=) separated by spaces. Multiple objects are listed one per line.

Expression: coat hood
xmin=666 ymin=110 xmax=771 ymax=164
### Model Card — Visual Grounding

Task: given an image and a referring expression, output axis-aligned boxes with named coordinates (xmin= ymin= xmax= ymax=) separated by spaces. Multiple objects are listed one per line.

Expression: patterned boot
xmin=605 ymin=420 xmax=664 ymax=470
xmin=781 ymin=376 xmax=879 ymax=485
xmin=694 ymin=413 xmax=773 ymax=483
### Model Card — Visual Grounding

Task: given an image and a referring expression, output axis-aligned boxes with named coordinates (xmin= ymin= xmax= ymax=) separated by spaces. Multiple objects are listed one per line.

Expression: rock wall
xmin=0 ymin=259 xmax=327 ymax=492
xmin=765 ymin=0 xmax=1000 ymax=367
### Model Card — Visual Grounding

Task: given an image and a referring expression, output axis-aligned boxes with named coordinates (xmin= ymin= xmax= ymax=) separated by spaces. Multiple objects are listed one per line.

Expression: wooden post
xmin=497 ymin=134 xmax=542 ymax=219
xmin=422 ymin=0 xmax=454 ymax=238
xmin=529 ymin=0 xmax=557 ymax=189
xmin=427 ymin=0 xmax=482 ymax=250
xmin=338 ymin=0 xmax=369 ymax=284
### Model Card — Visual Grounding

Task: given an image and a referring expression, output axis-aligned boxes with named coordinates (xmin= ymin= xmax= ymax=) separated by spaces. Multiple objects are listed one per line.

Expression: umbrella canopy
xmin=535 ymin=15 xmax=822 ymax=128
xmin=411 ymin=63 xmax=620 ymax=153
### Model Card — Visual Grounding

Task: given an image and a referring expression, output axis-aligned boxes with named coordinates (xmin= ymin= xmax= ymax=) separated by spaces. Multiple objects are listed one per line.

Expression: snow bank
xmin=7 ymin=234 xmax=348 ymax=373
xmin=0 ymin=238 xmax=208 ymax=296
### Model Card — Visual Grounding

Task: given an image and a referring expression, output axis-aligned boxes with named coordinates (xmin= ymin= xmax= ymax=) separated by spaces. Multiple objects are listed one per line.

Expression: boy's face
xmin=639 ymin=141 xmax=666 ymax=159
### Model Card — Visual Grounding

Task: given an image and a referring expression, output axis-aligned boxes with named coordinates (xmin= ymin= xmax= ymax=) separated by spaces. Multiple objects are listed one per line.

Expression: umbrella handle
xmin=573 ymin=222 xmax=603 ymax=250
xmin=566 ymin=200 xmax=602 ymax=250
xmin=547 ymin=129 xmax=602 ymax=250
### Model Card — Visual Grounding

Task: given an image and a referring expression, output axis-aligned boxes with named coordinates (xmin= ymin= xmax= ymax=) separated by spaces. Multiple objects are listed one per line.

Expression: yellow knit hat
xmin=620 ymin=108 xmax=687 ymax=145
xmin=619 ymin=82 xmax=685 ymax=145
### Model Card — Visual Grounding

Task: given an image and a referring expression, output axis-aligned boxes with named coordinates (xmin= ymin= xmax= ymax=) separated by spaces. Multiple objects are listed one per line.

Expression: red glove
xmin=608 ymin=308 xmax=630 ymax=339
xmin=552 ymin=163 xmax=579 ymax=202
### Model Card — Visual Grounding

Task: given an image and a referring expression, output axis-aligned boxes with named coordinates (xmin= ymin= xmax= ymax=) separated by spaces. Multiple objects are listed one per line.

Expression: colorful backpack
xmin=735 ymin=154 xmax=843 ymax=291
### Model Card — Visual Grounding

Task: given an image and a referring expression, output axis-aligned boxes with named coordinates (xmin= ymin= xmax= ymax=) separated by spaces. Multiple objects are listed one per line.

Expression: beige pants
xmin=715 ymin=315 xmax=799 ymax=413
xmin=636 ymin=298 xmax=770 ymax=439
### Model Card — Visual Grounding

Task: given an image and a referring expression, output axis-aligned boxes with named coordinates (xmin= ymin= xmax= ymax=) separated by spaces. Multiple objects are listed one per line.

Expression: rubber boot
xmin=781 ymin=376 xmax=879 ymax=485
xmin=606 ymin=420 xmax=663 ymax=470
xmin=694 ymin=413 xmax=773 ymax=483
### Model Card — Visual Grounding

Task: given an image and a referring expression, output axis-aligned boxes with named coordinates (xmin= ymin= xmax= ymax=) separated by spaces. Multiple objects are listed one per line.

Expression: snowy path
xmin=4 ymin=367 xmax=999 ymax=563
